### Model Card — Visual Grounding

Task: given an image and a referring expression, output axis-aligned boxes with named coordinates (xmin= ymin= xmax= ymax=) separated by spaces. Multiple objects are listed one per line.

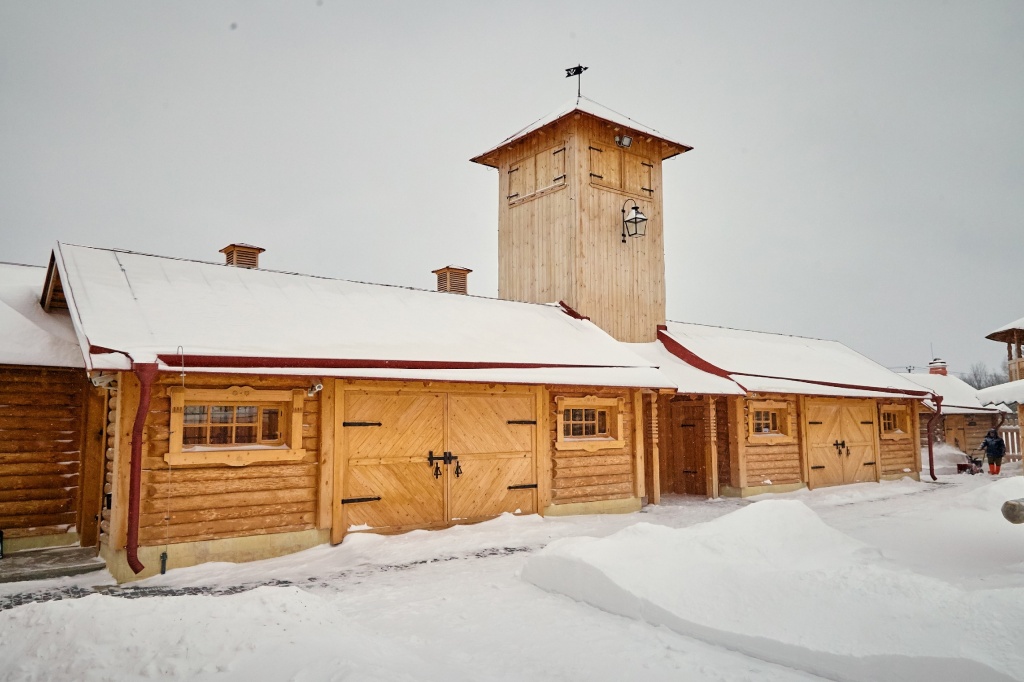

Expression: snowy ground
xmin=2 ymin=465 xmax=1023 ymax=682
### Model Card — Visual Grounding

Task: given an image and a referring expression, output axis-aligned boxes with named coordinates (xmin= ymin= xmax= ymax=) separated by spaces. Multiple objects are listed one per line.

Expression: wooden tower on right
xmin=471 ymin=96 xmax=691 ymax=342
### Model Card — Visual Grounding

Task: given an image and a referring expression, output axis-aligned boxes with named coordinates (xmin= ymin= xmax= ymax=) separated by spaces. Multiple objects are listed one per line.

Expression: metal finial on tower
xmin=565 ymin=64 xmax=588 ymax=98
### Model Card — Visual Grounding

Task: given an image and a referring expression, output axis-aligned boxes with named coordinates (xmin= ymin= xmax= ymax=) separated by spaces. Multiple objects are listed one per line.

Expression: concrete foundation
xmin=100 ymin=528 xmax=330 ymax=583
xmin=543 ymin=497 xmax=642 ymax=517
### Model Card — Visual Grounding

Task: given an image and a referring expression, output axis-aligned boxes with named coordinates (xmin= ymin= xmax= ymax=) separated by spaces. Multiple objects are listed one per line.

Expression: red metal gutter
xmin=925 ymin=395 xmax=943 ymax=482
xmin=127 ymin=362 xmax=158 ymax=574
xmin=154 ymin=354 xmax=627 ymax=371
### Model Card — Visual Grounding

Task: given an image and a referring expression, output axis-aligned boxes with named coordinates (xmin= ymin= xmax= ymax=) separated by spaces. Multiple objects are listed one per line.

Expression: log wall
xmin=548 ymin=386 xmax=637 ymax=505
xmin=879 ymin=399 xmax=920 ymax=477
xmin=134 ymin=374 xmax=320 ymax=547
xmin=740 ymin=394 xmax=802 ymax=487
xmin=0 ymin=366 xmax=90 ymax=540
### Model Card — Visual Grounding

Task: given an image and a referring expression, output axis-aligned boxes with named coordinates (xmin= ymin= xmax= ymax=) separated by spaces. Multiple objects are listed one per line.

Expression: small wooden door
xmin=805 ymin=399 xmax=880 ymax=488
xmin=944 ymin=416 xmax=967 ymax=451
xmin=806 ymin=401 xmax=845 ymax=488
xmin=342 ymin=392 xmax=447 ymax=532
xmin=671 ymin=402 xmax=707 ymax=496
xmin=448 ymin=394 xmax=536 ymax=522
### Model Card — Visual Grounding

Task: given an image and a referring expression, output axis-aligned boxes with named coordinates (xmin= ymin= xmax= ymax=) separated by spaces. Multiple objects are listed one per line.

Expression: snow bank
xmin=923 ymin=442 xmax=973 ymax=475
xmin=0 ymin=586 xmax=467 ymax=682
xmin=955 ymin=477 xmax=1024 ymax=512
xmin=522 ymin=500 xmax=1024 ymax=682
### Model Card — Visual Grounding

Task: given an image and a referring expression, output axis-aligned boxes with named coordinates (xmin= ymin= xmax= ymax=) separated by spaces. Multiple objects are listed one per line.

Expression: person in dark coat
xmin=978 ymin=428 xmax=1006 ymax=475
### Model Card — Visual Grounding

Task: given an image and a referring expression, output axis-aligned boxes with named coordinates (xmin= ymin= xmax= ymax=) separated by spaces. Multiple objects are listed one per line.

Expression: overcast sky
xmin=1 ymin=1 xmax=1021 ymax=376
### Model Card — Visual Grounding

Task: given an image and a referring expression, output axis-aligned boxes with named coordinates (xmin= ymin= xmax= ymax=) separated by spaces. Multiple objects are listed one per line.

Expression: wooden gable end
xmin=41 ymin=252 xmax=68 ymax=313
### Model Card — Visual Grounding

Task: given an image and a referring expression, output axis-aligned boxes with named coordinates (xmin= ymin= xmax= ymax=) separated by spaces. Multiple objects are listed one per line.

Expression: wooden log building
xmin=0 ymin=96 xmax=934 ymax=580
xmin=900 ymin=360 xmax=1007 ymax=453
xmin=630 ymin=322 xmax=930 ymax=498
xmin=0 ymin=261 xmax=105 ymax=554
xmin=979 ymin=316 xmax=1024 ymax=449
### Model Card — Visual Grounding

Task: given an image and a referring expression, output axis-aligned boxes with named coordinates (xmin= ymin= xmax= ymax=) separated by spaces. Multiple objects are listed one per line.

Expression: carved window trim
xmin=879 ymin=404 xmax=911 ymax=441
xmin=168 ymin=385 xmax=306 ymax=466
xmin=554 ymin=395 xmax=626 ymax=452
xmin=746 ymin=399 xmax=795 ymax=445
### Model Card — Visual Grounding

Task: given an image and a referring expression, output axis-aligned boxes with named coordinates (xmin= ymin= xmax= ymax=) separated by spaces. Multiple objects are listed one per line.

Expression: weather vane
xmin=565 ymin=64 xmax=588 ymax=98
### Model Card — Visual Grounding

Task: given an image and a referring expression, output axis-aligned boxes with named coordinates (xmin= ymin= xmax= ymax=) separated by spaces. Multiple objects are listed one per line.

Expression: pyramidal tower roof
xmin=470 ymin=95 xmax=692 ymax=168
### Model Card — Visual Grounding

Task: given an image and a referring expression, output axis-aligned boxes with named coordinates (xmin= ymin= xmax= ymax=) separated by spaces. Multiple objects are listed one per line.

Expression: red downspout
xmin=127 ymin=362 xmax=158 ymax=574
xmin=925 ymin=395 xmax=942 ymax=482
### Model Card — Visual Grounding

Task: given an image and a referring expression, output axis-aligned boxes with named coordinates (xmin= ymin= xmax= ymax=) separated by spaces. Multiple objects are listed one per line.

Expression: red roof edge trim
xmin=657 ymin=329 xmax=738 ymax=384
xmin=156 ymin=354 xmax=628 ymax=371
xmin=729 ymin=373 xmax=932 ymax=399
xmin=90 ymin=345 xmax=125 ymax=355
xmin=558 ymin=301 xmax=590 ymax=321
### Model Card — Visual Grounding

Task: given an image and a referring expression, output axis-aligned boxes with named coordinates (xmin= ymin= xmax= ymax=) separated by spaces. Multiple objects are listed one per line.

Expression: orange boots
xmin=989 ymin=463 xmax=1002 ymax=475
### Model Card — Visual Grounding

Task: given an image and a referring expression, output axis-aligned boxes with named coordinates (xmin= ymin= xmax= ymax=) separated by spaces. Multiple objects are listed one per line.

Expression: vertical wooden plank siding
xmin=317 ymin=379 xmax=336 ymax=529
xmin=548 ymin=386 xmax=636 ymax=505
xmin=492 ymin=112 xmax=669 ymax=342
xmin=706 ymin=396 xmax=719 ymax=498
xmin=648 ymin=393 xmax=661 ymax=504
xmin=77 ymin=385 xmax=108 ymax=546
xmin=111 ymin=371 xmax=139 ymax=549
xmin=797 ymin=395 xmax=811 ymax=486
xmin=331 ymin=381 xmax=346 ymax=545
xmin=632 ymin=390 xmax=645 ymax=498
xmin=535 ymin=386 xmax=552 ymax=510
xmin=0 ymin=367 xmax=88 ymax=540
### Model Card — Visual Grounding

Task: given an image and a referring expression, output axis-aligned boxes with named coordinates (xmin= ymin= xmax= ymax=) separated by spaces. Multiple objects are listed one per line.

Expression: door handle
xmin=433 ymin=463 xmax=442 ymax=479
xmin=454 ymin=461 xmax=463 ymax=478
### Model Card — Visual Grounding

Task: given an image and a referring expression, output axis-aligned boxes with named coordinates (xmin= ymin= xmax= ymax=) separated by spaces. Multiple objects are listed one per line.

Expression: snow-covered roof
xmin=986 ymin=315 xmax=1024 ymax=343
xmin=898 ymin=372 xmax=1005 ymax=414
xmin=627 ymin=342 xmax=744 ymax=396
xmin=51 ymin=243 xmax=669 ymax=388
xmin=0 ymin=262 xmax=84 ymax=368
xmin=471 ymin=96 xmax=692 ymax=167
xmin=658 ymin=321 xmax=930 ymax=400
xmin=978 ymin=379 xmax=1024 ymax=407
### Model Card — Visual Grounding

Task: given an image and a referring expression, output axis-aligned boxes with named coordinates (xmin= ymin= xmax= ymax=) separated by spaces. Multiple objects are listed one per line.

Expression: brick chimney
xmin=928 ymin=358 xmax=948 ymax=375
xmin=432 ymin=266 xmax=472 ymax=295
xmin=220 ymin=243 xmax=265 ymax=269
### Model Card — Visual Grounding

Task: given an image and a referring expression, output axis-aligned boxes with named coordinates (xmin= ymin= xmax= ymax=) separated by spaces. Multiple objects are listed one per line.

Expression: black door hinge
xmin=341 ymin=496 xmax=381 ymax=504
xmin=343 ymin=421 xmax=382 ymax=427
xmin=507 ymin=420 xmax=536 ymax=425
xmin=507 ymin=483 xmax=538 ymax=490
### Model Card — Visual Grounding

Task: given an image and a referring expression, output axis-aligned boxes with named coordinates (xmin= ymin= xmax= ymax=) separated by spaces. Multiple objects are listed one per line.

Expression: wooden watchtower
xmin=471 ymin=97 xmax=691 ymax=342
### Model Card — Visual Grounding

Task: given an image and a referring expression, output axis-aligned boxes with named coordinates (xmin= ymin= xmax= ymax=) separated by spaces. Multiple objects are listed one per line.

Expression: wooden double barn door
xmin=805 ymin=399 xmax=880 ymax=488
xmin=340 ymin=390 xmax=537 ymax=533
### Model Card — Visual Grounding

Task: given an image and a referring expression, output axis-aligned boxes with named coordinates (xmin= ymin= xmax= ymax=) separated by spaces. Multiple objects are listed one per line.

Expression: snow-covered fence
xmin=1000 ymin=425 xmax=1021 ymax=461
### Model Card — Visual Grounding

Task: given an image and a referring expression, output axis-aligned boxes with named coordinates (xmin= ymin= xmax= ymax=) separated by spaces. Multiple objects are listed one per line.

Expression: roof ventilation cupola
xmin=928 ymin=358 xmax=948 ymax=376
xmin=432 ymin=266 xmax=472 ymax=295
xmin=220 ymin=243 xmax=265 ymax=269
